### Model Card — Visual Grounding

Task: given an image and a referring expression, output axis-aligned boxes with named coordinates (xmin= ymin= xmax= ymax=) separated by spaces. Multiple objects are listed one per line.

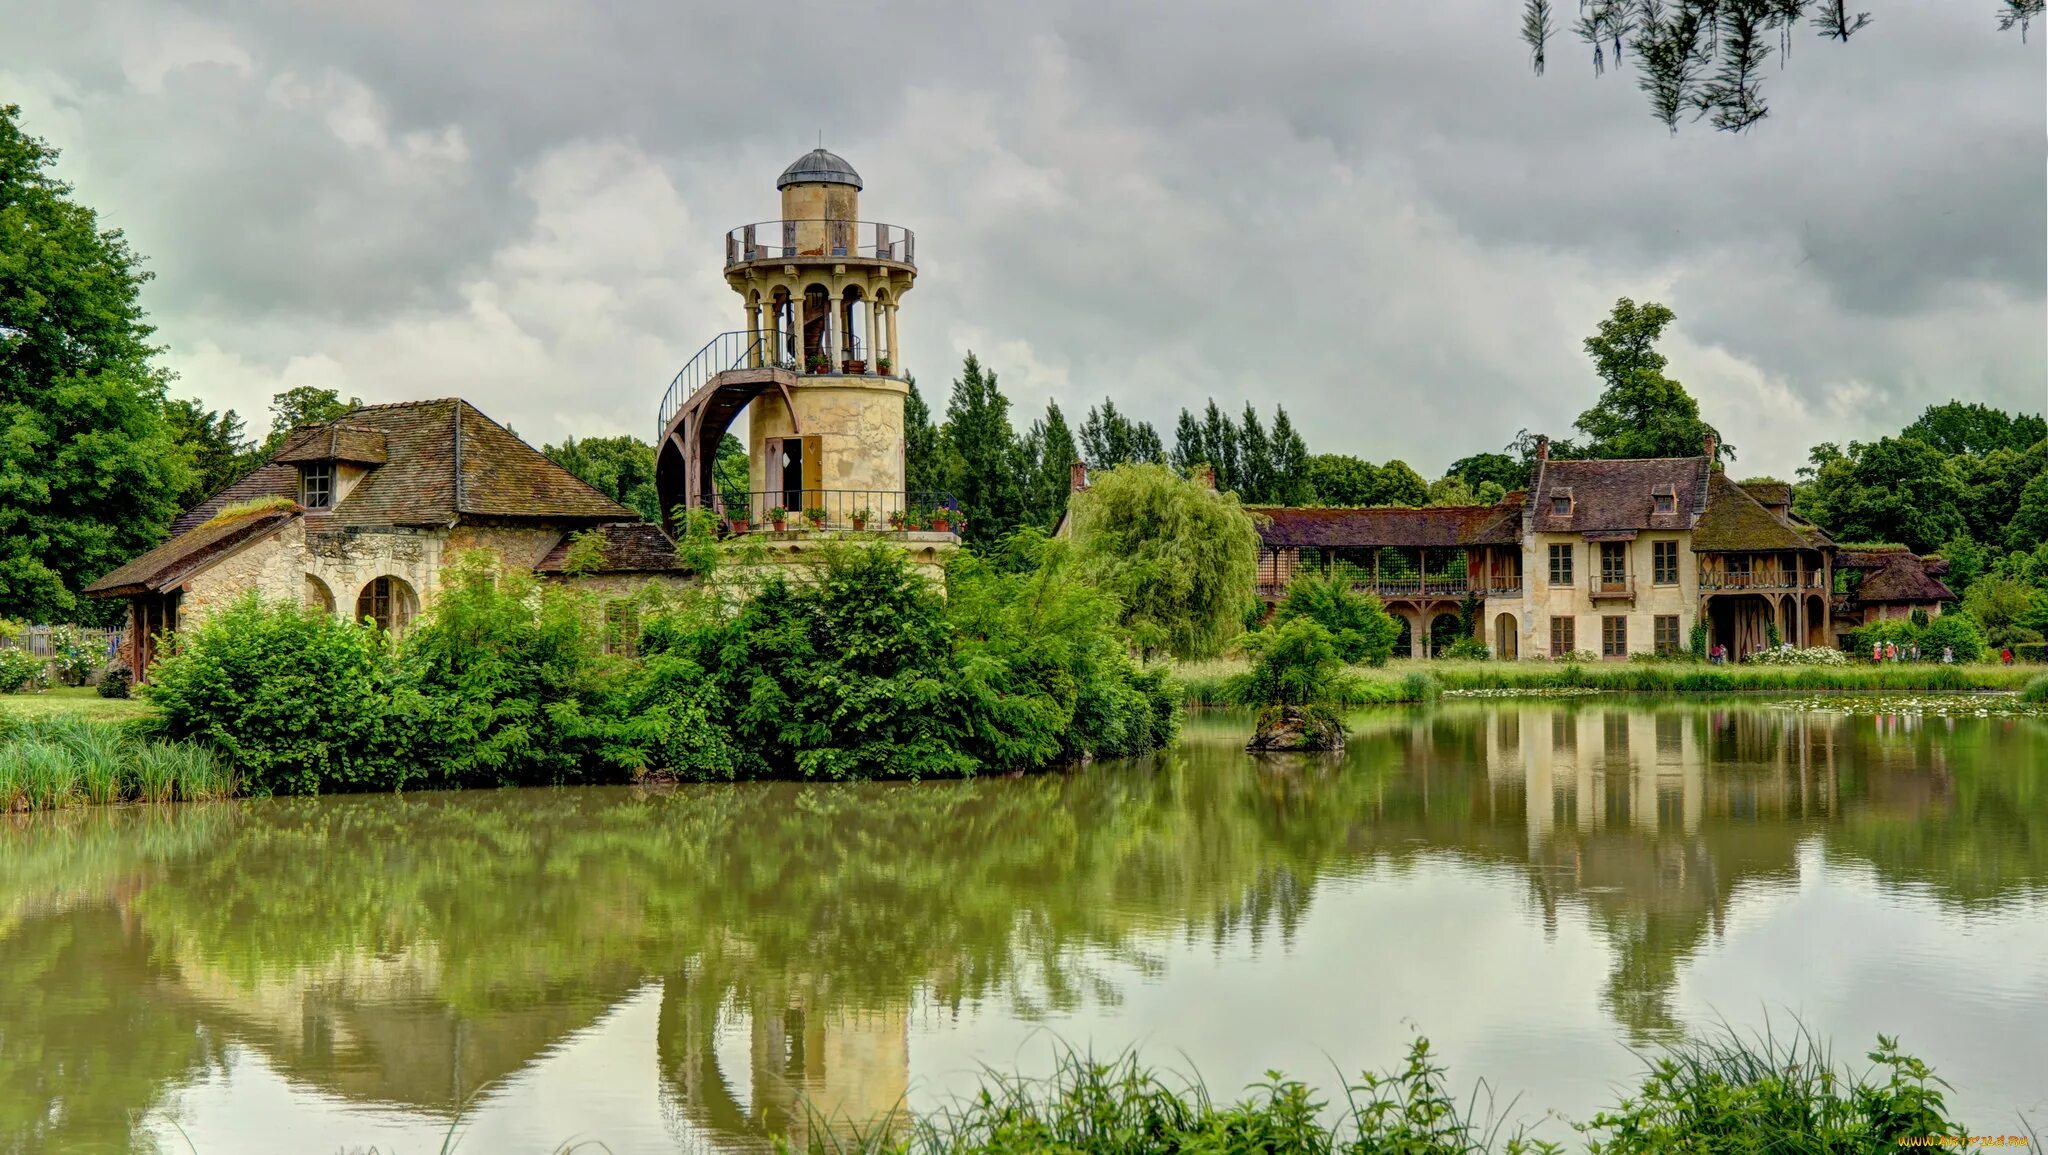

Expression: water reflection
xmin=1 ymin=702 xmax=2042 ymax=1152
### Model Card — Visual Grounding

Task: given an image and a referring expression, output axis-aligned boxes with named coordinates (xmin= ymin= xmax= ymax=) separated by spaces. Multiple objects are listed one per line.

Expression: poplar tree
xmin=1237 ymin=404 xmax=1274 ymax=503
xmin=1268 ymin=406 xmax=1314 ymax=506
xmin=903 ymin=377 xmax=946 ymax=495
xmin=1025 ymin=400 xmax=1078 ymax=529
xmin=1079 ymin=398 xmax=1165 ymax=470
xmin=943 ymin=353 xmax=1025 ymax=547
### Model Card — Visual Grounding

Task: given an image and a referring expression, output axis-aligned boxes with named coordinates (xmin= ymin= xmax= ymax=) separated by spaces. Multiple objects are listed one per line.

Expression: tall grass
xmin=1175 ymin=658 xmax=2031 ymax=706
xmin=772 ymin=1028 xmax=1984 ymax=1154
xmin=0 ymin=716 xmax=237 ymax=811
xmin=2022 ymin=674 xmax=2048 ymax=703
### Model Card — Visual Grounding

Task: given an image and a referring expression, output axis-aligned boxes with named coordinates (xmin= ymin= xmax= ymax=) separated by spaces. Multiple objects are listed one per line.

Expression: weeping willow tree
xmin=1521 ymin=0 xmax=2043 ymax=133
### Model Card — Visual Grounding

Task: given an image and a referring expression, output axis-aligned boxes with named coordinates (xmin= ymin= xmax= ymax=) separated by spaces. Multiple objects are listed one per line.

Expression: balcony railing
xmin=1255 ymin=577 xmax=1523 ymax=600
xmin=1699 ymin=571 xmax=1799 ymax=590
xmin=725 ymin=220 xmax=915 ymax=269
xmin=1589 ymin=577 xmax=1635 ymax=601
xmin=686 ymin=489 xmax=960 ymax=535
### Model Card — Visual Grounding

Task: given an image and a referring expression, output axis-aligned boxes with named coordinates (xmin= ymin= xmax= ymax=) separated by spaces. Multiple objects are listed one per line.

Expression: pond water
xmin=3 ymin=700 xmax=2045 ymax=1153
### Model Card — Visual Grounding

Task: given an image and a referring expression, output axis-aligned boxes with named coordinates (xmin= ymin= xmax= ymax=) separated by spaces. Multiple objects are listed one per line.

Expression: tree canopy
xmin=1520 ymin=0 xmax=2041 ymax=133
xmin=0 ymin=104 xmax=194 ymax=622
xmin=1069 ymin=463 xmax=1260 ymax=660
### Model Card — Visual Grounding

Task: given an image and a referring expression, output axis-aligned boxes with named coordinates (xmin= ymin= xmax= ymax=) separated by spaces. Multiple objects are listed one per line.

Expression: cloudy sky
xmin=4 ymin=0 xmax=2042 ymax=479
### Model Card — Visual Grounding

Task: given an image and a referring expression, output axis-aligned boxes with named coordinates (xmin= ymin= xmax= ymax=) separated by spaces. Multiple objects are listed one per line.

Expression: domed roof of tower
xmin=777 ymin=147 xmax=863 ymax=190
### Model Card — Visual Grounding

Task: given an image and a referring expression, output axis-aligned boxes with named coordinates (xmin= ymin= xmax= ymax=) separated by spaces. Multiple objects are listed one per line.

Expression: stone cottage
xmin=85 ymin=398 xmax=690 ymax=681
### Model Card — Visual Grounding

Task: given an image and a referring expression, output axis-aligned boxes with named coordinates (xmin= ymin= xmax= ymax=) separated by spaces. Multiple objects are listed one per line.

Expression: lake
xmin=3 ymin=699 xmax=2044 ymax=1152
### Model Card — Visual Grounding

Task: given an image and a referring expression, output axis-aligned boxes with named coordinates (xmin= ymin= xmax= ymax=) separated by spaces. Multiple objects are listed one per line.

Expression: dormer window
xmin=302 ymin=463 xmax=334 ymax=509
xmin=1653 ymin=486 xmax=1676 ymax=515
xmin=1551 ymin=492 xmax=1572 ymax=517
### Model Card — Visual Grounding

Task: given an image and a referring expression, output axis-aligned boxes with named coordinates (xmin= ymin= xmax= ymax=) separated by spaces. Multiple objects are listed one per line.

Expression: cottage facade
xmin=86 ymin=398 xmax=692 ymax=680
xmin=1250 ymin=439 xmax=1858 ymax=661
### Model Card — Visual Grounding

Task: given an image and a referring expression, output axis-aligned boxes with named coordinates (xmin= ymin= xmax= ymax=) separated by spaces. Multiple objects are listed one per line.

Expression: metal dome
xmin=776 ymin=147 xmax=863 ymax=190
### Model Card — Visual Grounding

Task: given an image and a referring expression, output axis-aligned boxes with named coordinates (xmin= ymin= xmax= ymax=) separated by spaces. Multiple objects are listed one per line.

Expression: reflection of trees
xmin=0 ymin=704 xmax=2042 ymax=1149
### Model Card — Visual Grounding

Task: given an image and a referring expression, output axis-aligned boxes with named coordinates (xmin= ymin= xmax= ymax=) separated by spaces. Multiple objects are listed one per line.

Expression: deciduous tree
xmin=1069 ymin=463 xmax=1259 ymax=659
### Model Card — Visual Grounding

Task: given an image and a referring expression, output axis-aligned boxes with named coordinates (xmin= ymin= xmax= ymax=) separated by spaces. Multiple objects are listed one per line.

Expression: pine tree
xmin=1200 ymin=400 xmax=1241 ymax=493
xmin=903 ymin=376 xmax=945 ymax=495
xmin=1268 ymin=406 xmax=1313 ymax=506
xmin=1237 ymin=404 xmax=1274 ymax=503
xmin=1028 ymin=400 xmax=1079 ymax=529
xmin=1171 ymin=408 xmax=1207 ymax=475
xmin=943 ymin=353 xmax=1025 ymax=547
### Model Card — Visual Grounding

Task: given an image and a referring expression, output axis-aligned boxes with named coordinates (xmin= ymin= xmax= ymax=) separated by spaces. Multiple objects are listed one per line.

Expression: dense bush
xmin=96 ymin=665 xmax=133 ymax=698
xmin=144 ymin=537 xmax=1181 ymax=793
xmin=145 ymin=594 xmax=412 ymax=795
xmin=1441 ymin=636 xmax=1490 ymax=661
xmin=0 ymin=647 xmax=41 ymax=694
xmin=1232 ymin=618 xmax=1344 ymax=709
xmin=1840 ymin=613 xmax=1987 ymax=663
xmin=1273 ymin=573 xmax=1401 ymax=666
xmin=404 ymin=553 xmax=641 ymax=787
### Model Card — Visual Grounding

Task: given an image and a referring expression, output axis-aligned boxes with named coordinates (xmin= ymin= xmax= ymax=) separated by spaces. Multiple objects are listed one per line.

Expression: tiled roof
xmin=173 ymin=399 xmax=632 ymax=535
xmin=1839 ymin=548 xmax=1955 ymax=604
xmin=274 ymin=426 xmax=388 ymax=465
xmin=1738 ymin=480 xmax=1792 ymax=508
xmin=535 ymin=522 xmax=690 ymax=574
xmin=1531 ymin=456 xmax=1710 ymax=535
xmin=1247 ymin=499 xmax=1522 ymax=549
xmin=1692 ymin=472 xmax=1815 ymax=552
xmin=84 ymin=508 xmax=299 ymax=597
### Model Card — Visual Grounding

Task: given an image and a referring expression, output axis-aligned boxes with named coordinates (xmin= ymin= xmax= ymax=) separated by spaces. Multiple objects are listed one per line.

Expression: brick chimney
xmin=1070 ymin=459 xmax=1088 ymax=493
xmin=1534 ymin=436 xmax=1549 ymax=463
xmin=1703 ymin=431 xmax=1718 ymax=461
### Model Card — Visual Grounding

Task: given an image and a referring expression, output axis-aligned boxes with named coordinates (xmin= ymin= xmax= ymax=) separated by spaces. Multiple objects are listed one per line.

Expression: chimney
xmin=1192 ymin=463 xmax=1216 ymax=491
xmin=1703 ymin=431 xmax=1718 ymax=461
xmin=1070 ymin=459 xmax=1089 ymax=493
xmin=1534 ymin=436 xmax=1549 ymax=463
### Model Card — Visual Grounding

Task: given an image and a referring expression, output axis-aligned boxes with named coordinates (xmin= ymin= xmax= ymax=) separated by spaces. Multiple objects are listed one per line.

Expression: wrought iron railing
xmin=687 ymin=489 xmax=961 ymax=535
xmin=1255 ymin=577 xmax=1524 ymax=599
xmin=656 ymin=330 xmax=773 ymax=442
xmin=725 ymin=220 xmax=914 ymax=268
xmin=1699 ymin=571 xmax=1798 ymax=590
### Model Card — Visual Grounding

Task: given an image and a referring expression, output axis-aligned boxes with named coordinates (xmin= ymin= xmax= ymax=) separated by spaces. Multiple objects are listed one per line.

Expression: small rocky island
xmin=1247 ymin=705 xmax=1346 ymax=752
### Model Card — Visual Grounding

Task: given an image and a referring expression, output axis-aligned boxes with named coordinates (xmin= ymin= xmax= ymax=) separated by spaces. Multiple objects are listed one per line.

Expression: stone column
xmin=828 ymin=297 xmax=844 ymax=374
xmin=745 ymin=299 xmax=762 ymax=367
xmin=865 ymin=296 xmax=879 ymax=371
xmin=886 ymin=304 xmax=900 ymax=375
xmin=795 ymin=294 xmax=810 ymax=369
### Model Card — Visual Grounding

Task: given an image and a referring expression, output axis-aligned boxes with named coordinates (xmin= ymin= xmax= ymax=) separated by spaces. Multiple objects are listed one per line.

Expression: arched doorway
xmin=356 ymin=576 xmax=418 ymax=634
xmin=1493 ymin=612 xmax=1518 ymax=659
xmin=1428 ymin=612 xmax=1463 ymax=658
xmin=304 ymin=574 xmax=336 ymax=615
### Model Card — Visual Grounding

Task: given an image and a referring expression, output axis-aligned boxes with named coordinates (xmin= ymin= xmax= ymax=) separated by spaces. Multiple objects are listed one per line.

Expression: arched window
xmin=356 ymin=576 xmax=417 ymax=634
xmin=305 ymin=574 xmax=336 ymax=615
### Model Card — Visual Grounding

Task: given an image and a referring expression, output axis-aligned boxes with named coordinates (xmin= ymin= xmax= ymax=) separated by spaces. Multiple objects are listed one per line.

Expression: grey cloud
xmin=1 ymin=0 xmax=2039 ymax=478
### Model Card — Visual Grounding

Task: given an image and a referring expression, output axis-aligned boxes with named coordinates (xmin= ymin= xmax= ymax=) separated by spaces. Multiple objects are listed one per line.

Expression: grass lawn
xmin=0 ymin=685 xmax=157 ymax=723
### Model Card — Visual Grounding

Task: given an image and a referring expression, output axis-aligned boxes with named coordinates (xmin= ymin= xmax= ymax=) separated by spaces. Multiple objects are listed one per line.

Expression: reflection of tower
xmin=659 ymin=966 xmax=910 ymax=1150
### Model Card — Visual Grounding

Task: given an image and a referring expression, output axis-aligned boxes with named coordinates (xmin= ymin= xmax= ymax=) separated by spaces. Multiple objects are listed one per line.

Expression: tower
xmin=654 ymin=148 xmax=919 ymax=533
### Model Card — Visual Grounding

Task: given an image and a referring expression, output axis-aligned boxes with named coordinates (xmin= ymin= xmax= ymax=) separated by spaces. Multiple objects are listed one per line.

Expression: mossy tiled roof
xmin=534 ymin=523 xmax=689 ymax=574
xmin=85 ymin=507 xmax=299 ymax=597
xmin=1839 ymin=548 xmax=1955 ymax=603
xmin=1245 ymin=495 xmax=1523 ymax=549
xmin=1691 ymin=472 xmax=1816 ymax=551
xmin=1531 ymin=457 xmax=1709 ymax=535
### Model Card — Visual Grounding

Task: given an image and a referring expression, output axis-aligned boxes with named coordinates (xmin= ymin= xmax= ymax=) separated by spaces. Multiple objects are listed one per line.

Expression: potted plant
xmin=887 ymin=509 xmax=907 ymax=531
xmin=844 ymin=358 xmax=867 ymax=374
xmin=876 ymin=357 xmax=892 ymax=375
xmin=767 ymin=505 xmax=788 ymax=532
xmin=806 ymin=353 xmax=829 ymax=374
xmin=726 ymin=512 xmax=750 ymax=533
xmin=803 ymin=506 xmax=827 ymax=530
xmin=852 ymin=507 xmax=876 ymax=531
xmin=930 ymin=508 xmax=954 ymax=533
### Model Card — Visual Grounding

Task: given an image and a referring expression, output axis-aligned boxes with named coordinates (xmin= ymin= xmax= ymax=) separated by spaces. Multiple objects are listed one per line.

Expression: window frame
xmin=1548 ymin=543 xmax=1574 ymax=587
xmin=1602 ymin=614 xmax=1627 ymax=658
xmin=301 ymin=463 xmax=335 ymax=510
xmin=1652 ymin=540 xmax=1679 ymax=586
xmin=1551 ymin=494 xmax=1572 ymax=517
xmin=1549 ymin=615 xmax=1576 ymax=658
xmin=1654 ymin=614 xmax=1681 ymax=655
xmin=1599 ymin=541 xmax=1627 ymax=587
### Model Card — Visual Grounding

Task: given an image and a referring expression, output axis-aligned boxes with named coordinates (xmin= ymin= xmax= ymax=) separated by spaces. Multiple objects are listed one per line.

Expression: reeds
xmin=0 ymin=715 xmax=236 ymax=811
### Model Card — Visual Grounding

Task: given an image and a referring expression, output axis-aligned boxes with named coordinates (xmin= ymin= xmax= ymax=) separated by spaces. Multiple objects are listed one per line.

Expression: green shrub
xmin=1069 ymin=463 xmax=1261 ymax=660
xmin=403 ymin=552 xmax=639 ymax=787
xmin=96 ymin=665 xmax=132 ymax=699
xmin=1688 ymin=619 xmax=1709 ymax=660
xmin=2020 ymin=674 xmax=2048 ymax=702
xmin=1273 ymin=573 xmax=1402 ymax=666
xmin=1917 ymin=613 xmax=1986 ymax=663
xmin=48 ymin=625 xmax=99 ymax=687
xmin=1230 ymin=618 xmax=1345 ymax=709
xmin=0 ymin=647 xmax=43 ymax=694
xmin=144 ymin=593 xmax=411 ymax=795
xmin=1442 ymin=636 xmax=1490 ymax=661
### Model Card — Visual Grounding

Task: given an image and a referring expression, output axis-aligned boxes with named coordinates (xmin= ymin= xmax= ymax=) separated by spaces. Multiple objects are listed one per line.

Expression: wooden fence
xmin=0 ymin=626 xmax=124 ymax=660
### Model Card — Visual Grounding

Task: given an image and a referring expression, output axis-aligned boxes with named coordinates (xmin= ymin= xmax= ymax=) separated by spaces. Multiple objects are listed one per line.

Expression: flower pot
xmin=772 ymin=519 xmax=786 ymax=532
xmin=852 ymin=518 xmax=867 ymax=531
xmin=844 ymin=359 xmax=867 ymax=375
xmin=727 ymin=518 xmax=749 ymax=533
xmin=931 ymin=517 xmax=952 ymax=533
